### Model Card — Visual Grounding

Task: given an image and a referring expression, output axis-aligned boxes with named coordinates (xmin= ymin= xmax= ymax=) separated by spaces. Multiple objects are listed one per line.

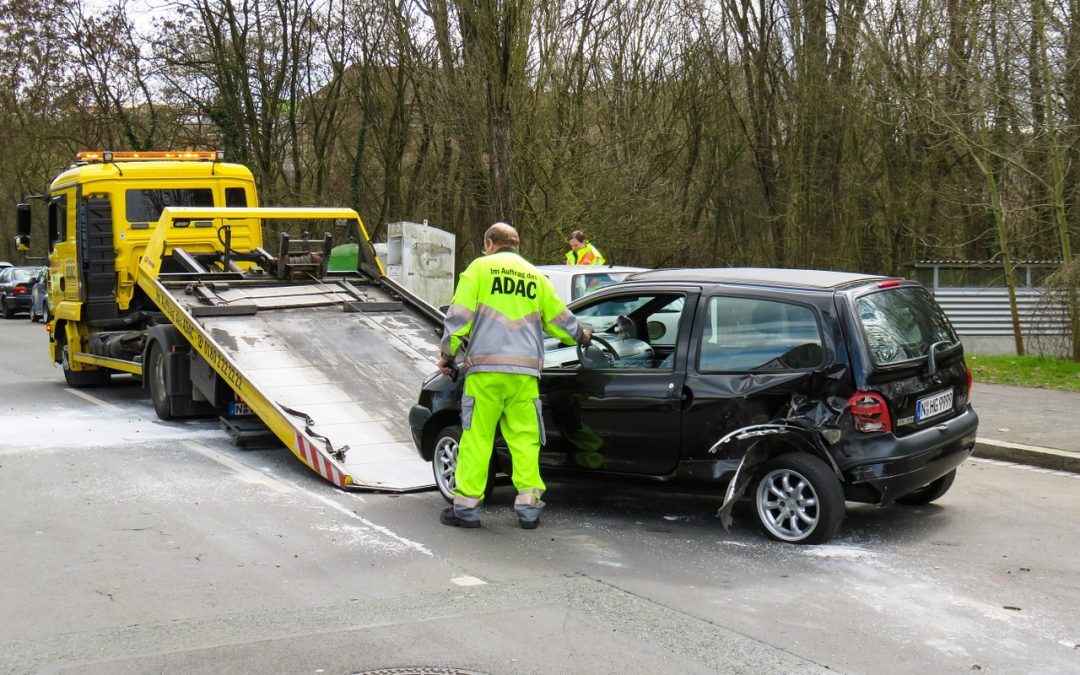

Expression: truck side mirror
xmin=15 ymin=203 xmax=32 ymax=251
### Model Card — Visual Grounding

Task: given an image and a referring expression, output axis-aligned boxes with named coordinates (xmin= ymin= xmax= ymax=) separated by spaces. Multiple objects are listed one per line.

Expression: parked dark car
xmin=29 ymin=267 xmax=49 ymax=322
xmin=409 ymin=268 xmax=978 ymax=544
xmin=0 ymin=266 xmax=43 ymax=319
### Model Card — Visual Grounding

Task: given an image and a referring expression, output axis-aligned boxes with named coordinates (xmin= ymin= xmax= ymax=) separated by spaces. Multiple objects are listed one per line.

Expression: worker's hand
xmin=579 ymin=327 xmax=593 ymax=347
xmin=437 ymin=356 xmax=460 ymax=380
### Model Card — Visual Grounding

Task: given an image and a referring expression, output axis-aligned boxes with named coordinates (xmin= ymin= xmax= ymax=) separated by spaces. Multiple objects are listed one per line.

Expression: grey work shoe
xmin=440 ymin=506 xmax=481 ymax=528
xmin=515 ymin=503 xmax=543 ymax=530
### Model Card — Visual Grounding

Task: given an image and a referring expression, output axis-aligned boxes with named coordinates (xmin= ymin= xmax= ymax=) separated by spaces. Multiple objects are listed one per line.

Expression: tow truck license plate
xmin=229 ymin=402 xmax=253 ymax=416
xmin=916 ymin=389 xmax=953 ymax=422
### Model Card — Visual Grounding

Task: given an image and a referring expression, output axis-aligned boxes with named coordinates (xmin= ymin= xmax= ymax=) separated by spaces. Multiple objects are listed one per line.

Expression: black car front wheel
xmin=431 ymin=425 xmax=497 ymax=504
xmin=754 ymin=453 xmax=844 ymax=545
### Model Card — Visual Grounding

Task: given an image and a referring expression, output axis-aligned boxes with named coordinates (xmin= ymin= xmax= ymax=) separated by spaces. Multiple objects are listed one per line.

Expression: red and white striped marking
xmin=295 ymin=432 xmax=347 ymax=487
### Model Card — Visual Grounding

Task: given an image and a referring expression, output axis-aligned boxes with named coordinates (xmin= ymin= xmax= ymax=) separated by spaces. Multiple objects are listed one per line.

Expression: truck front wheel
xmin=148 ymin=342 xmax=173 ymax=419
xmin=61 ymin=343 xmax=110 ymax=388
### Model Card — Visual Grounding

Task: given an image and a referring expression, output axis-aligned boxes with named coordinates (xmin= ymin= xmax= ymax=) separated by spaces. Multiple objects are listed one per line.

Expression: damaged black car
xmin=409 ymin=268 xmax=978 ymax=544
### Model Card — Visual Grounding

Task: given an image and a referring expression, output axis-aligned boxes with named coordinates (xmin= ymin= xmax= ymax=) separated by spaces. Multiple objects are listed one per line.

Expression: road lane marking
xmin=181 ymin=440 xmax=294 ymax=494
xmin=451 ymin=576 xmax=487 ymax=586
xmin=290 ymin=482 xmax=434 ymax=557
xmin=64 ymin=387 xmax=123 ymax=412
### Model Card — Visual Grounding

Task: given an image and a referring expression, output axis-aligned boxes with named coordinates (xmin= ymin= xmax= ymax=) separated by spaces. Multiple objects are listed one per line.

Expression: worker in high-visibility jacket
xmin=565 ymin=230 xmax=606 ymax=265
xmin=438 ymin=222 xmax=590 ymax=529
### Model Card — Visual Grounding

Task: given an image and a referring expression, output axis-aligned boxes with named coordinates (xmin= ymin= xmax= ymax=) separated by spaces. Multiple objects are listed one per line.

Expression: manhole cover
xmin=354 ymin=669 xmax=488 ymax=675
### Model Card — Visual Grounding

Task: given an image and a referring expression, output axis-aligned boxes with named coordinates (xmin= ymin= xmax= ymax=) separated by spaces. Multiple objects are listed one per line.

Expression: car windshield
xmin=570 ymin=272 xmax=632 ymax=300
xmin=12 ymin=268 xmax=37 ymax=282
xmin=857 ymin=286 xmax=957 ymax=365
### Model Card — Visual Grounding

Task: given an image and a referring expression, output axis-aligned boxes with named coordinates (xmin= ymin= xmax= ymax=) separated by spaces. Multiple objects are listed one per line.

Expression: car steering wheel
xmin=577 ymin=334 xmax=620 ymax=367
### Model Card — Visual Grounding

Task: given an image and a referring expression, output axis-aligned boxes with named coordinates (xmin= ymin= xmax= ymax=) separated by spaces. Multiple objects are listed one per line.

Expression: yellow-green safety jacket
xmin=443 ymin=249 xmax=581 ymax=377
xmin=565 ymin=242 xmax=606 ymax=266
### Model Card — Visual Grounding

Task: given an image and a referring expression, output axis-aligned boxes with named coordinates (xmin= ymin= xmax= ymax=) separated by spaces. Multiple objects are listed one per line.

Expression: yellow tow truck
xmin=15 ymin=151 xmax=444 ymax=490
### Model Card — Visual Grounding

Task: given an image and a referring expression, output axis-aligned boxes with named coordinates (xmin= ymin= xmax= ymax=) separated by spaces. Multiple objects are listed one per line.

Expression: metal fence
xmin=933 ymin=288 xmax=1069 ymax=336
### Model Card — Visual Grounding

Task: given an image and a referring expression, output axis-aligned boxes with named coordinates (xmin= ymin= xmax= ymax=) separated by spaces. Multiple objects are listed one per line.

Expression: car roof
xmin=627 ymin=267 xmax=891 ymax=290
xmin=537 ymin=264 xmax=649 ymax=274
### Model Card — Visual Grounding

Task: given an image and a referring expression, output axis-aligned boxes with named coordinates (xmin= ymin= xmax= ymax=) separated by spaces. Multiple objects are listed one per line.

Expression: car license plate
xmin=915 ymin=389 xmax=953 ymax=422
xmin=228 ymin=402 xmax=253 ymax=416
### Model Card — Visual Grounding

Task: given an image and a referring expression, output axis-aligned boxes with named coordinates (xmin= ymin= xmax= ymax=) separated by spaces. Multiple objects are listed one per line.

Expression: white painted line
xmin=291 ymin=484 xmax=433 ymax=557
xmin=451 ymin=576 xmax=487 ymax=587
xmin=64 ymin=387 xmax=123 ymax=412
xmin=181 ymin=440 xmax=294 ymax=494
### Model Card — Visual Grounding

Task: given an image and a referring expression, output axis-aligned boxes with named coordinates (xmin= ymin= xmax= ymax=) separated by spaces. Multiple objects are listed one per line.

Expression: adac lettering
xmin=490 ymin=275 xmax=537 ymax=299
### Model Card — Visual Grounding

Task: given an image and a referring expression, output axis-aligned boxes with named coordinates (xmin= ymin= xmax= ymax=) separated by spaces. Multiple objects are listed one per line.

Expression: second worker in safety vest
xmin=438 ymin=222 xmax=591 ymax=529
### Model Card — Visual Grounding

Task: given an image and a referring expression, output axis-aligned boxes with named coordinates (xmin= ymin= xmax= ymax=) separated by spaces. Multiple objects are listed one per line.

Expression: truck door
xmin=539 ymin=289 xmax=698 ymax=475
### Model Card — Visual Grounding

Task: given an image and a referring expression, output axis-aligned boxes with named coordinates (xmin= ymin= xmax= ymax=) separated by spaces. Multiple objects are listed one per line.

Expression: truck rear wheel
xmin=148 ymin=342 xmax=173 ymax=420
xmin=61 ymin=344 xmax=110 ymax=388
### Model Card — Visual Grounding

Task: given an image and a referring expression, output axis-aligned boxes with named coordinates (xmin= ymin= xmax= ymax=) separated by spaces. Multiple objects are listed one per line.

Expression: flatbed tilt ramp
xmin=136 ymin=207 xmax=444 ymax=491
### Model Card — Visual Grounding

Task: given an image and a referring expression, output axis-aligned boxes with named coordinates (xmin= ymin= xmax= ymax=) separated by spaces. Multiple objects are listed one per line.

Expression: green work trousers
xmin=454 ymin=371 xmax=545 ymax=507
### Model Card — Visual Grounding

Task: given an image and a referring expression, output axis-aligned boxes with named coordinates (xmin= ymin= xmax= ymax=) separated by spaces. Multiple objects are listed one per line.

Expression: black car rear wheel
xmin=1 ymin=296 xmax=12 ymax=319
xmin=431 ymin=425 xmax=497 ymax=504
xmin=754 ymin=453 xmax=844 ymax=545
xmin=895 ymin=469 xmax=956 ymax=505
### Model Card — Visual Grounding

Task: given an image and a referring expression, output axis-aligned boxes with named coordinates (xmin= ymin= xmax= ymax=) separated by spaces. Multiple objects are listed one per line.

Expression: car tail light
xmin=14 ymin=286 xmax=28 ymax=296
xmin=848 ymin=391 xmax=892 ymax=433
xmin=966 ymin=366 xmax=973 ymax=401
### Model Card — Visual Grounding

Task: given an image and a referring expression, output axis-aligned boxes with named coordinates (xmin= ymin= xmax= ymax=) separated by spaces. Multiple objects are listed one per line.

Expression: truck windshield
xmin=126 ymin=188 xmax=214 ymax=224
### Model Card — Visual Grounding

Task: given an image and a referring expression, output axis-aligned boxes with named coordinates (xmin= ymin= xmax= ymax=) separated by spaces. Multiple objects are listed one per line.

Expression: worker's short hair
xmin=569 ymin=230 xmax=587 ymax=243
xmin=486 ymin=222 xmax=519 ymax=249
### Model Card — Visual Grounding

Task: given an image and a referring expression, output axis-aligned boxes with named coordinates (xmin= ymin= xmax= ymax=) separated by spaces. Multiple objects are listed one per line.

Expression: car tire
xmin=753 ymin=453 xmax=845 ymax=545
xmin=61 ymin=343 xmax=110 ymax=388
xmin=42 ymin=301 xmax=49 ymax=324
xmin=29 ymin=305 xmax=38 ymax=322
xmin=431 ymin=425 xmax=497 ymax=504
xmin=895 ymin=469 xmax=956 ymax=506
xmin=147 ymin=341 xmax=174 ymax=420
xmin=1 ymin=296 xmax=12 ymax=319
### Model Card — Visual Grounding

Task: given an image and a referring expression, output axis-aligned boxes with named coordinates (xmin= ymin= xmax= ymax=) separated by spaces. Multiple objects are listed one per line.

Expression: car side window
xmin=697 ymin=296 xmax=823 ymax=372
xmin=544 ymin=293 xmax=686 ymax=370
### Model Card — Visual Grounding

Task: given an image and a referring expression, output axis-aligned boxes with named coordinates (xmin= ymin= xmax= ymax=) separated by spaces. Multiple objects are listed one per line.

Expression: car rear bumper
xmin=6 ymin=296 xmax=31 ymax=309
xmin=841 ymin=405 xmax=978 ymax=504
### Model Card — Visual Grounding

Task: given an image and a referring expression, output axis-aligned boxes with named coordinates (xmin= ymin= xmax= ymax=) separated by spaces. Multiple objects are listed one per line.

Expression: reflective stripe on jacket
xmin=564 ymin=243 xmax=606 ymax=266
xmin=442 ymin=250 xmax=580 ymax=377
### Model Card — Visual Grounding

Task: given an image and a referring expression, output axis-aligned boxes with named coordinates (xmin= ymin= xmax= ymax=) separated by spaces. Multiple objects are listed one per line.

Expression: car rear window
xmin=857 ymin=286 xmax=957 ymax=365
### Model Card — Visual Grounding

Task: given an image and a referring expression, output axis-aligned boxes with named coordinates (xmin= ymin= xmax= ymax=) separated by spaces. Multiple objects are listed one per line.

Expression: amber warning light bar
xmin=76 ymin=150 xmax=225 ymax=162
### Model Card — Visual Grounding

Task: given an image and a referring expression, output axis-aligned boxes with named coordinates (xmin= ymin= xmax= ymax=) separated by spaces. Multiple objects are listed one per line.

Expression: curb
xmin=972 ymin=439 xmax=1080 ymax=473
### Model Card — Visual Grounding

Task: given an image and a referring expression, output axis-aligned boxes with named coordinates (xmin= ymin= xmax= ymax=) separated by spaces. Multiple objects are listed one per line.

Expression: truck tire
xmin=431 ymin=425 xmax=497 ymax=504
xmin=61 ymin=343 xmax=110 ymax=388
xmin=147 ymin=341 xmax=173 ymax=420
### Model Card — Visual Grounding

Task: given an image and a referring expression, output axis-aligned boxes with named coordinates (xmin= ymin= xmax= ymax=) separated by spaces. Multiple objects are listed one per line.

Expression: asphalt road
xmin=1 ymin=318 xmax=1078 ymax=674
